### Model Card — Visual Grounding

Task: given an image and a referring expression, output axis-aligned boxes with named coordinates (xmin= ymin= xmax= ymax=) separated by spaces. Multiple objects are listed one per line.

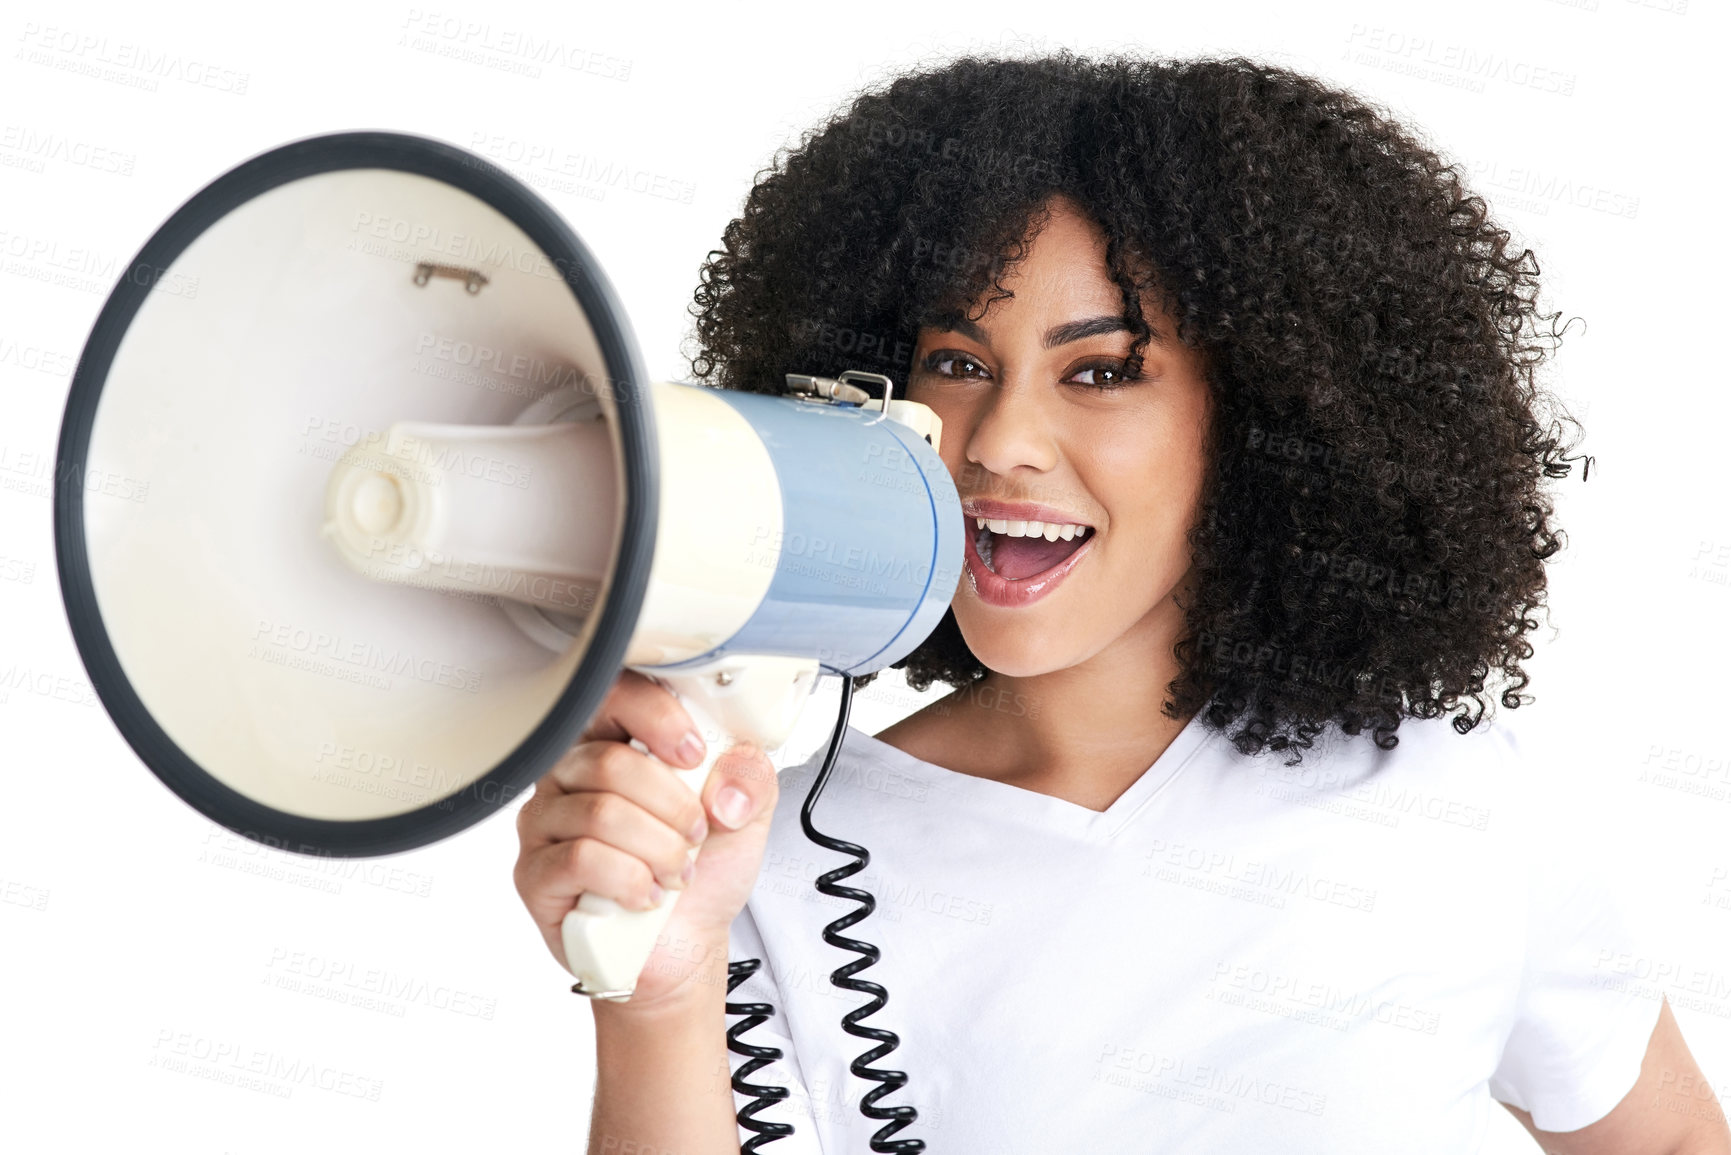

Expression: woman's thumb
xmin=701 ymin=741 xmax=779 ymax=835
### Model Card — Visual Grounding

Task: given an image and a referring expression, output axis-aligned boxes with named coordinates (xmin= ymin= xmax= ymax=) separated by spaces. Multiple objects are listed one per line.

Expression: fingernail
xmin=677 ymin=731 xmax=706 ymax=768
xmin=687 ymin=816 xmax=709 ymax=845
xmin=643 ymin=883 xmax=664 ymax=909
xmin=682 ymin=859 xmax=695 ymax=884
xmin=715 ymin=785 xmax=751 ymax=829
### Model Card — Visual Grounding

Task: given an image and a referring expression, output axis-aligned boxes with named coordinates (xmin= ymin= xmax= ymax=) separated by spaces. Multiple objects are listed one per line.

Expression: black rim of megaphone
xmin=52 ymin=131 xmax=658 ymax=859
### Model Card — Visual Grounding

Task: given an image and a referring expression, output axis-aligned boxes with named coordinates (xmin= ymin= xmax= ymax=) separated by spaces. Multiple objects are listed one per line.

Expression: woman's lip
xmin=962 ymin=517 xmax=1095 ymax=609
xmin=962 ymin=498 xmax=1093 ymax=528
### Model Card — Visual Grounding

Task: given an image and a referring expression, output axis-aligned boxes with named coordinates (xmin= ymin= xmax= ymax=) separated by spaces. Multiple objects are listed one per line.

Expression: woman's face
xmin=905 ymin=196 xmax=1214 ymax=679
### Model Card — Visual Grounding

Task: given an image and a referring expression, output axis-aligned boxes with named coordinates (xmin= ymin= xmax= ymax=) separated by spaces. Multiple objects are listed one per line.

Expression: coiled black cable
xmin=799 ymin=675 xmax=925 ymax=1152
xmin=726 ymin=957 xmax=796 ymax=1153
xmin=725 ymin=674 xmax=925 ymax=1152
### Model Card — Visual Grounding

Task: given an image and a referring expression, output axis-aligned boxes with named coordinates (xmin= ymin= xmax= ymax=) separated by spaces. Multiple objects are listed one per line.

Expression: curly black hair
xmin=684 ymin=51 xmax=1587 ymax=763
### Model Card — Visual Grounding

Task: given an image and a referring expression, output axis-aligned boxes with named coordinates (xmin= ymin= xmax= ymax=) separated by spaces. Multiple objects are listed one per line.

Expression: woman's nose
xmin=963 ymin=378 xmax=1059 ymax=477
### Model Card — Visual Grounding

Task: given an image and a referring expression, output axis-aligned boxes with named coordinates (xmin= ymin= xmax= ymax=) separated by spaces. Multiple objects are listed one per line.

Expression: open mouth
xmin=973 ymin=516 xmax=1094 ymax=581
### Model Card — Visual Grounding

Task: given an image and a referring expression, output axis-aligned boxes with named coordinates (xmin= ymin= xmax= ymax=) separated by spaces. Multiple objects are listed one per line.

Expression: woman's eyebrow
xmin=1043 ymin=314 xmax=1166 ymax=348
xmin=925 ymin=312 xmax=1166 ymax=347
xmin=931 ymin=314 xmax=990 ymax=344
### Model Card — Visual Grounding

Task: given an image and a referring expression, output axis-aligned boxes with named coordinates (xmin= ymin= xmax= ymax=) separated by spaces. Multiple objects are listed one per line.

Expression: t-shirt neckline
xmin=846 ymin=709 xmax=1215 ymax=841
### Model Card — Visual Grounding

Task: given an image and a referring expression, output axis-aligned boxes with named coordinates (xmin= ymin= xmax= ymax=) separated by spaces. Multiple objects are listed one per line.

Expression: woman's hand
xmin=513 ymin=669 xmax=780 ymax=1013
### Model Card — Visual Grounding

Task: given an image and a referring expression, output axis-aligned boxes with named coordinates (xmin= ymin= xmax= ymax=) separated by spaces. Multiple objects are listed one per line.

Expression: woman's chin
xmin=954 ymin=618 xmax=1091 ymax=680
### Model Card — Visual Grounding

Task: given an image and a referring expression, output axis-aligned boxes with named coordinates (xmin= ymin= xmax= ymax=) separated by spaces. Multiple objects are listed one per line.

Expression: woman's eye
xmin=1068 ymin=362 xmax=1137 ymax=390
xmin=920 ymin=351 xmax=990 ymax=379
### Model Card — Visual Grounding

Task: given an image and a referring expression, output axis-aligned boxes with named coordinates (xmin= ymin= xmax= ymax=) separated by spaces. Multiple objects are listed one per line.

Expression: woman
xmin=513 ymin=53 xmax=1729 ymax=1153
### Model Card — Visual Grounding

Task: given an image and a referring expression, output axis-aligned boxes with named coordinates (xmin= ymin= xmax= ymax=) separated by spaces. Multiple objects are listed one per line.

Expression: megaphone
xmin=53 ymin=131 xmax=963 ymax=1000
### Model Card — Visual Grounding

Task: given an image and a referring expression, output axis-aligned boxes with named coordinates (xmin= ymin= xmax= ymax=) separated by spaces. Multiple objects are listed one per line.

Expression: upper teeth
xmin=975 ymin=517 xmax=1087 ymax=542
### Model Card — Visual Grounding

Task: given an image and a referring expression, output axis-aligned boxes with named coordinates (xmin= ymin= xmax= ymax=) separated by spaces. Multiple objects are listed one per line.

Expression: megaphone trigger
xmin=562 ymin=655 xmax=821 ymax=1001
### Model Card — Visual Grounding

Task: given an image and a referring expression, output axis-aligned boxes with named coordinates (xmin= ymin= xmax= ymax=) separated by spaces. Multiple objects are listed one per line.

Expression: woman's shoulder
xmin=1206 ymin=706 xmax=1553 ymax=843
xmin=1294 ymin=705 xmax=1536 ymax=781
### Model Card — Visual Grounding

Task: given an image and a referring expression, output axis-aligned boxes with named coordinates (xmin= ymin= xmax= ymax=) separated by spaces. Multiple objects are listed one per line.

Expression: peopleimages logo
xmin=299 ymin=416 xmax=536 ymax=490
xmin=413 ymin=332 xmax=586 ymax=391
xmin=148 ymin=1028 xmax=383 ymax=1101
xmin=248 ymin=619 xmax=483 ymax=694
xmin=1208 ymin=961 xmax=1443 ymax=1035
xmin=1343 ymin=25 xmax=1577 ymax=96
xmin=353 ymin=538 xmax=600 ymax=614
xmin=746 ymin=526 xmax=932 ymax=586
xmin=0 ymin=229 xmax=198 ymax=299
xmin=1467 ymin=158 xmax=1640 ymax=220
xmin=265 ymin=946 xmax=497 ymax=1020
xmin=1142 ymin=838 xmax=1380 ymax=913
xmin=0 ymin=335 xmax=76 ymax=376
xmin=14 ymin=22 xmax=251 ymax=95
xmin=0 ymin=124 xmax=136 ymax=175
xmin=398 ymin=10 xmax=633 ymax=82
xmin=346 ymin=211 xmax=576 ymax=283
xmin=467 ymin=133 xmax=696 ymax=205
xmin=1094 ymin=1043 xmax=1328 ymax=1116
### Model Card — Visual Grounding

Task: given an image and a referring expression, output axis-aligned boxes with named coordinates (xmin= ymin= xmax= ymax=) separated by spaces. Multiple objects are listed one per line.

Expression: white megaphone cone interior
xmin=81 ymin=166 xmax=623 ymax=823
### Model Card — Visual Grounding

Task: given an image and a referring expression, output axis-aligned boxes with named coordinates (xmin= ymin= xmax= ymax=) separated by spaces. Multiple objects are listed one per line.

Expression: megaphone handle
xmin=560 ymin=689 xmax=729 ymax=1001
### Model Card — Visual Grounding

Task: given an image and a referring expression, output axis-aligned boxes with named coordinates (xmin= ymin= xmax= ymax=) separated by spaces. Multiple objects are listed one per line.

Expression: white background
xmin=2 ymin=0 xmax=1727 ymax=1150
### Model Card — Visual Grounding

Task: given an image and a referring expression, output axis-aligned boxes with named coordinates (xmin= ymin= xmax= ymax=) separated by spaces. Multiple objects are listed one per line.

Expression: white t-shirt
xmin=725 ymin=707 xmax=1662 ymax=1153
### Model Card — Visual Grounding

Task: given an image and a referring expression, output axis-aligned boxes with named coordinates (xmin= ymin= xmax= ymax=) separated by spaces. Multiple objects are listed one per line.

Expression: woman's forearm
xmin=587 ymin=947 xmax=740 ymax=1155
